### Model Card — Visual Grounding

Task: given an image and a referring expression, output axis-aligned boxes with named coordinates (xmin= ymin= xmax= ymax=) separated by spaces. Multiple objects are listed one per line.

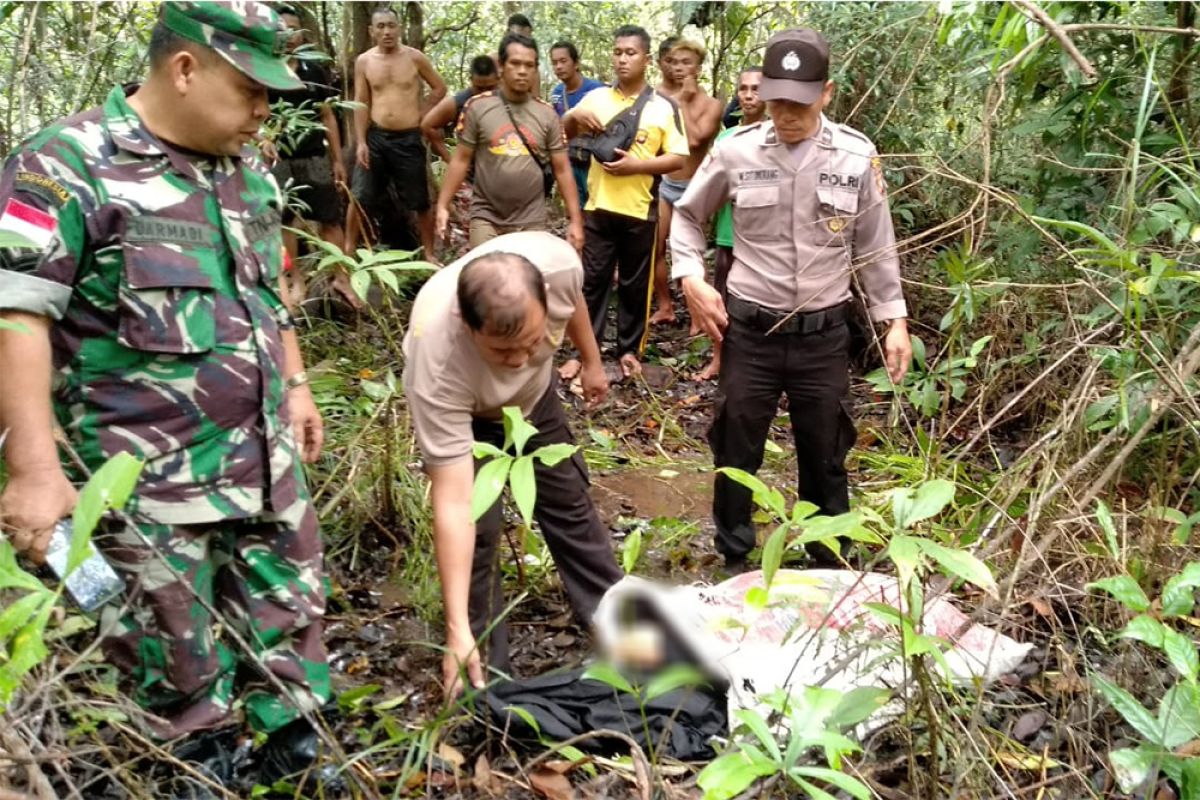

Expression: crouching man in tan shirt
xmin=402 ymin=231 xmax=623 ymax=697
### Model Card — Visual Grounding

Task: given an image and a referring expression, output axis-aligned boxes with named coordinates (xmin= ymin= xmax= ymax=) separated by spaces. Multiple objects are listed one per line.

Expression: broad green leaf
xmin=916 ymin=538 xmax=997 ymax=597
xmin=887 ymin=534 xmax=922 ymax=590
xmin=70 ymin=453 xmax=143 ymax=574
xmin=0 ymin=592 xmax=50 ymax=644
xmin=645 ymin=664 xmax=707 ymax=702
xmin=733 ymin=708 xmax=781 ymax=761
xmin=1086 ymin=575 xmax=1151 ymax=612
xmin=349 ymin=269 xmax=370 ymax=301
xmin=1181 ymin=757 xmax=1200 ymax=799
xmin=761 ymin=525 xmax=788 ymax=588
xmin=581 ymin=662 xmax=634 ymax=695
xmin=789 ymin=767 xmax=871 ymax=800
xmin=1093 ymin=674 xmax=1163 ymax=743
xmin=789 ymin=778 xmax=837 ymax=800
xmin=1162 ymin=628 xmax=1199 ymax=683
xmin=508 ymin=456 xmax=536 ymax=527
xmin=621 ymin=527 xmax=642 ymax=574
xmin=471 ymin=457 xmax=511 ymax=522
xmin=696 ymin=750 xmax=776 ymax=800
xmin=717 ymin=467 xmax=785 ymax=518
xmin=1161 ymin=562 xmax=1200 ymax=617
xmin=0 ymin=542 xmax=46 ymax=591
xmin=1096 ymin=499 xmax=1120 ymax=560
xmin=1118 ymin=614 xmax=1166 ymax=649
xmin=893 ymin=479 xmax=956 ymax=529
xmin=1158 ymin=683 xmax=1200 ymax=748
xmin=744 ymin=586 xmax=769 ymax=610
xmin=791 ymin=501 xmax=819 ymax=523
xmin=501 ymin=406 xmax=537 ymax=455
xmin=831 ymin=686 xmax=891 ymax=729
xmin=533 ymin=442 xmax=578 ymax=467
xmin=1108 ymin=746 xmax=1159 ymax=794
xmin=472 ymin=441 xmax=506 ymax=460
xmin=1032 ymin=214 xmax=1122 ymax=255
xmin=863 ymin=602 xmax=903 ymax=626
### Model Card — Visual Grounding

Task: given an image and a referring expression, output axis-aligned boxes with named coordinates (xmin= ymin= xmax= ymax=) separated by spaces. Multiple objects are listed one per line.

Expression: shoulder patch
xmin=829 ymin=122 xmax=875 ymax=156
xmin=462 ymin=91 xmax=494 ymax=111
xmin=14 ymin=171 xmax=71 ymax=207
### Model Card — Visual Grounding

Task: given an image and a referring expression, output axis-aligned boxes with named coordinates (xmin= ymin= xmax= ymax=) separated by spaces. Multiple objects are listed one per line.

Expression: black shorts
xmin=272 ymin=154 xmax=341 ymax=225
xmin=351 ymin=125 xmax=430 ymax=212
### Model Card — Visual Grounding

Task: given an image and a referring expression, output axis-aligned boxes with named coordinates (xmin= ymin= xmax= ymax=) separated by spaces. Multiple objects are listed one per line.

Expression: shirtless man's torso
xmin=651 ymin=41 xmax=723 ymax=325
xmin=346 ymin=9 xmax=447 ymax=266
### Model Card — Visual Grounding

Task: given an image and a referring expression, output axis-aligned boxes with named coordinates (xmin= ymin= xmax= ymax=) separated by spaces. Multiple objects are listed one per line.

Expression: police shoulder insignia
xmin=872 ymin=156 xmax=886 ymax=194
xmin=15 ymin=171 xmax=71 ymax=207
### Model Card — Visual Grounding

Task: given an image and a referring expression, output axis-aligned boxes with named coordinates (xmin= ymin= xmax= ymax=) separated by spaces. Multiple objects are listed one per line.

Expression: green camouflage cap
xmin=160 ymin=1 xmax=303 ymax=91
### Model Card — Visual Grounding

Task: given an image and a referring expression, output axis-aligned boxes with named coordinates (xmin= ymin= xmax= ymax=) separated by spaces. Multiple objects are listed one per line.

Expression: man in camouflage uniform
xmin=0 ymin=0 xmax=331 ymax=786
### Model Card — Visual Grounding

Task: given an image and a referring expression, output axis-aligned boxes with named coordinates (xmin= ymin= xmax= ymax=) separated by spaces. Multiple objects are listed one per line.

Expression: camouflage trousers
xmin=96 ymin=506 xmax=330 ymax=739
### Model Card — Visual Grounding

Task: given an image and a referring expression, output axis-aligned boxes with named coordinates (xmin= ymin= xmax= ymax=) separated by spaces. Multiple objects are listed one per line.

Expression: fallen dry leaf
xmin=473 ymin=753 xmax=498 ymax=796
xmin=531 ymin=766 xmax=575 ymax=800
xmin=438 ymin=742 xmax=465 ymax=773
xmin=1028 ymin=597 xmax=1052 ymax=617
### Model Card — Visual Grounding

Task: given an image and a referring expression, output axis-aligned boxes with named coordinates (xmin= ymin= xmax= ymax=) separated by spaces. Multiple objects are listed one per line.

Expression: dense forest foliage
xmin=2 ymin=1 xmax=1200 ymax=798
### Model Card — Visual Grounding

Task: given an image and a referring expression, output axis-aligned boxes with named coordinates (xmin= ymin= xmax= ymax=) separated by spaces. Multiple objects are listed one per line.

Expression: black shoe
xmin=807 ymin=538 xmax=850 ymax=569
xmin=721 ymin=554 xmax=753 ymax=577
xmin=158 ymin=726 xmax=247 ymax=799
xmin=257 ymin=711 xmax=346 ymax=795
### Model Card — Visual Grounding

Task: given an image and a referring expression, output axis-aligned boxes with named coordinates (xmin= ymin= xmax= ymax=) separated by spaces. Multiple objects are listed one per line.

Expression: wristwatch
xmin=285 ymin=371 xmax=309 ymax=390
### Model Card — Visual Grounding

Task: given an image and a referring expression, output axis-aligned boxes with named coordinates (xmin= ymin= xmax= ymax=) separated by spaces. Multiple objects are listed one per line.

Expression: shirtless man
xmin=649 ymin=38 xmax=723 ymax=326
xmin=346 ymin=7 xmax=446 ymax=268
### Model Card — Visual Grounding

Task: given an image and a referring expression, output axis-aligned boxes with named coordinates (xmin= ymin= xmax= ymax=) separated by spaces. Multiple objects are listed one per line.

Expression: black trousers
xmin=709 ymin=315 xmax=857 ymax=559
xmin=470 ymin=379 xmax=623 ymax=672
xmin=581 ymin=209 xmax=657 ymax=358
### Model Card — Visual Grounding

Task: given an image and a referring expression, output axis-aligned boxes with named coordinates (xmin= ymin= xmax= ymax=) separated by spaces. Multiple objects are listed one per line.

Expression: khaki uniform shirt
xmin=402 ymin=232 xmax=581 ymax=467
xmin=670 ymin=115 xmax=906 ymax=322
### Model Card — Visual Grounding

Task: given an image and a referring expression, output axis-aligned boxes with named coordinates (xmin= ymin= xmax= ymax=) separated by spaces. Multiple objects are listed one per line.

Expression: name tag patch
xmin=244 ymin=208 xmax=282 ymax=243
xmin=126 ymin=215 xmax=217 ymax=246
xmin=737 ymin=168 xmax=780 ymax=185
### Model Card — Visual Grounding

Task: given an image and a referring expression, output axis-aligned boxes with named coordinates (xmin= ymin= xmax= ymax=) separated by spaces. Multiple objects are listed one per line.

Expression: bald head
xmin=458 ymin=252 xmax=547 ymax=337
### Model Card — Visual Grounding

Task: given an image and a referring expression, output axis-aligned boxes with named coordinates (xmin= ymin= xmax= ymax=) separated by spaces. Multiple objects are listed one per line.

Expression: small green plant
xmin=1087 ymin=561 xmax=1200 ymax=794
xmin=865 ymin=334 xmax=993 ymax=418
xmin=472 ymin=407 xmax=579 ymax=529
xmin=292 ymin=233 xmax=437 ymax=304
xmin=0 ymin=452 xmax=143 ymax=706
xmin=696 ymin=685 xmax=888 ymax=800
xmin=581 ymin=661 xmax=709 ymax=763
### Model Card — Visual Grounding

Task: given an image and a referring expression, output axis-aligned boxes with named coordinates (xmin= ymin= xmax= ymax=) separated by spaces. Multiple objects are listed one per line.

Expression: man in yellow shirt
xmin=562 ymin=24 xmax=688 ymax=379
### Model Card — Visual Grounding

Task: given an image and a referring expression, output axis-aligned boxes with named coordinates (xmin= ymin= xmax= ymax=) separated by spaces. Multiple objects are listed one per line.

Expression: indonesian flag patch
xmin=0 ymin=198 xmax=57 ymax=248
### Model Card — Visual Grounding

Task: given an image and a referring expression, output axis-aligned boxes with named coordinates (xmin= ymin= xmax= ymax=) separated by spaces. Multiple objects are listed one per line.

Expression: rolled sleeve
xmin=854 ymin=152 xmax=906 ymax=322
xmin=0 ymin=268 xmax=72 ymax=319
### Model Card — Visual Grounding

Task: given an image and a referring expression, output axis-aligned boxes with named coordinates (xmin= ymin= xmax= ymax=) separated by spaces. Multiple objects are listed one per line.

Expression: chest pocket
xmin=815 ymin=186 xmax=860 ymax=248
xmin=733 ymin=185 xmax=783 ymax=240
xmin=117 ymin=243 xmax=218 ymax=354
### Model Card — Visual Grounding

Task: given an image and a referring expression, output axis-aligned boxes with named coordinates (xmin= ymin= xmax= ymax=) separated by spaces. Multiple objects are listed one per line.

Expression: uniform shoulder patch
xmin=462 ymin=91 xmax=493 ymax=111
xmin=14 ymin=171 xmax=71 ymax=207
xmin=829 ymin=122 xmax=875 ymax=156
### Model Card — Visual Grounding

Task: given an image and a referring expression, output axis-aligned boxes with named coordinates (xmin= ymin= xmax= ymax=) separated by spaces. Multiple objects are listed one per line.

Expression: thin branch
xmin=1010 ymin=0 xmax=1098 ymax=79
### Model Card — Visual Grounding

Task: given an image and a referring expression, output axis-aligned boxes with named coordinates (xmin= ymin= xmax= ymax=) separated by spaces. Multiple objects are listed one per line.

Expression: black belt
xmin=726 ymin=295 xmax=849 ymax=335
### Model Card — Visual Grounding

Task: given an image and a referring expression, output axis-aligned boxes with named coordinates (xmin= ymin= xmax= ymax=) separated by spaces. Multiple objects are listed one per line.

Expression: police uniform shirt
xmin=670 ymin=114 xmax=906 ymax=322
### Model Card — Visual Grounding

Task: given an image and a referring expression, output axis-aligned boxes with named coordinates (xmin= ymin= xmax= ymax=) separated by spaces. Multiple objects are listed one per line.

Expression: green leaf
xmin=1118 ymin=615 xmax=1167 ymax=649
xmin=69 ymin=453 xmax=143 ymax=574
xmin=471 ymin=457 xmax=511 ymax=522
xmin=887 ymin=534 xmax=922 ymax=590
xmin=0 ymin=592 xmax=51 ymax=645
xmin=0 ymin=542 xmax=46 ymax=591
xmin=761 ymin=525 xmax=788 ymax=589
xmin=1161 ymin=562 xmax=1200 ymax=617
xmin=1108 ymin=746 xmax=1159 ymax=794
xmin=892 ymin=479 xmax=956 ymax=529
xmin=533 ymin=442 xmax=577 ymax=467
xmin=501 ymin=406 xmax=538 ymax=455
xmin=1093 ymin=674 xmax=1163 ymax=743
xmin=1162 ymin=628 xmax=1199 ymax=683
xmin=744 ymin=586 xmax=769 ymax=610
xmin=472 ymin=441 xmax=507 ymax=460
xmin=645 ymin=664 xmax=707 ymax=702
xmin=1158 ymin=682 xmax=1200 ymax=748
xmin=1096 ymin=499 xmax=1120 ymax=560
xmin=581 ymin=662 xmax=634 ymax=695
xmin=789 ymin=767 xmax=871 ymax=800
xmin=508 ymin=456 xmax=536 ymax=527
xmin=733 ymin=708 xmax=781 ymax=761
xmin=831 ymin=687 xmax=891 ymax=729
xmin=503 ymin=704 xmax=541 ymax=736
xmin=1086 ymin=575 xmax=1151 ymax=612
xmin=1032 ymin=214 xmax=1122 ymax=255
xmin=791 ymin=501 xmax=820 ymax=523
xmin=789 ymin=778 xmax=837 ymax=800
xmin=697 ymin=750 xmax=776 ymax=800
xmin=621 ymin=527 xmax=642 ymax=574
xmin=915 ymin=538 xmax=997 ymax=597
xmin=349 ymin=269 xmax=370 ymax=301
xmin=717 ymin=467 xmax=786 ymax=518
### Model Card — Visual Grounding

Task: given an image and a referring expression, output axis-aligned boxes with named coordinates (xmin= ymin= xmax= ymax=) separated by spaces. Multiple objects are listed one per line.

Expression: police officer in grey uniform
xmin=670 ymin=28 xmax=912 ymax=569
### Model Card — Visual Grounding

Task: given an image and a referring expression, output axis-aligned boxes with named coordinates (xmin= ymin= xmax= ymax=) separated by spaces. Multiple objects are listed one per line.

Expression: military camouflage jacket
xmin=0 ymin=85 xmax=308 ymax=525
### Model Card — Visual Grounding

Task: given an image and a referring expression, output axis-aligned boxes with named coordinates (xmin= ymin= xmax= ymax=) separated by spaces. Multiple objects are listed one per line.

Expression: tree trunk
xmin=1167 ymin=1 xmax=1196 ymax=122
xmin=403 ymin=1 xmax=425 ymax=51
